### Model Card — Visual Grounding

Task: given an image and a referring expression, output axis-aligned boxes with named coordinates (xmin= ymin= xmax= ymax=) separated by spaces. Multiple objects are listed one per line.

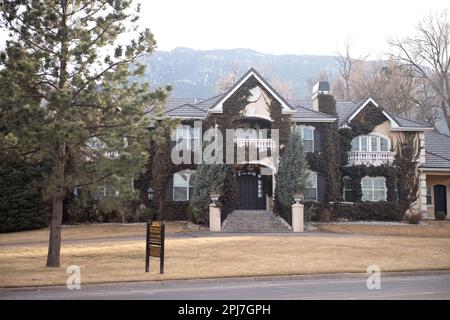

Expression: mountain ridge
xmin=141 ymin=47 xmax=339 ymax=99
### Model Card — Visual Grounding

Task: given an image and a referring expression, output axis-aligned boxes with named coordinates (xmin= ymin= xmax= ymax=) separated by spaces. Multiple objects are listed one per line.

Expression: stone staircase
xmin=222 ymin=210 xmax=292 ymax=232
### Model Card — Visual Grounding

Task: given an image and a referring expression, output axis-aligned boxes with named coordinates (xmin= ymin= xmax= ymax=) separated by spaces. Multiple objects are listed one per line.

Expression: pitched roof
xmin=288 ymin=101 xmax=336 ymax=122
xmin=208 ymin=67 xmax=295 ymax=114
xmin=422 ymin=131 xmax=450 ymax=169
xmin=390 ymin=114 xmax=430 ymax=129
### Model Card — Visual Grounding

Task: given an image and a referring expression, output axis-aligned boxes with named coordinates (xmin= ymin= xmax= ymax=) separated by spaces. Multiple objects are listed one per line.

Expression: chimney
xmin=311 ymin=81 xmax=331 ymax=112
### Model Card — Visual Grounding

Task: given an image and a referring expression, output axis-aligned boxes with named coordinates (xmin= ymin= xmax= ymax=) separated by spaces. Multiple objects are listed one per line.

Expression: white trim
xmin=294 ymin=124 xmax=315 ymax=152
xmin=346 ymin=97 xmax=400 ymax=129
xmin=305 ymin=171 xmax=318 ymax=201
xmin=420 ymin=167 xmax=450 ymax=172
xmin=351 ymin=132 xmax=391 ymax=152
xmin=361 ymin=176 xmax=387 ymax=201
xmin=390 ymin=127 xmax=434 ymax=132
xmin=173 ymin=169 xmax=196 ymax=201
xmin=292 ymin=118 xmax=336 ymax=122
xmin=208 ymin=69 xmax=295 ymax=115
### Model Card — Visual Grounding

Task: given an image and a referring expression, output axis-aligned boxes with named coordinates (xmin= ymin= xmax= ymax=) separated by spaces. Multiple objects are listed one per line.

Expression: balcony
xmin=234 ymin=138 xmax=274 ymax=152
xmin=347 ymin=151 xmax=395 ymax=166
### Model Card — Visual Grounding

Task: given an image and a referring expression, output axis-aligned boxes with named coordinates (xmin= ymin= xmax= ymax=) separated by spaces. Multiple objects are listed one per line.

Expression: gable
xmin=345 ymin=97 xmax=400 ymax=129
xmin=208 ymin=68 xmax=295 ymax=115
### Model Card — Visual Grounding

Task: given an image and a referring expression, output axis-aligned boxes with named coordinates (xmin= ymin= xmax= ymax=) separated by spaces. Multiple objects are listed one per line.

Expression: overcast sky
xmin=0 ymin=0 xmax=449 ymax=58
xmin=139 ymin=0 xmax=450 ymax=58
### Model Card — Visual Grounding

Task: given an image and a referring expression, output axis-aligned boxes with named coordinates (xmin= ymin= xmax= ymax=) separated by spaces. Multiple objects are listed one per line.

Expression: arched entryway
xmin=236 ymin=166 xmax=273 ymax=210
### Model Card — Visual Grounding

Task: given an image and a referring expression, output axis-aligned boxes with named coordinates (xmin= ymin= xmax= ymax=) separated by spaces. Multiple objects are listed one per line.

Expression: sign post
xmin=145 ymin=221 xmax=165 ymax=274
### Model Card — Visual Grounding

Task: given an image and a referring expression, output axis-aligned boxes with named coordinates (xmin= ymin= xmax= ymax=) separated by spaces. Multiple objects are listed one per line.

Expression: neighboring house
xmin=143 ymin=67 xmax=449 ymax=223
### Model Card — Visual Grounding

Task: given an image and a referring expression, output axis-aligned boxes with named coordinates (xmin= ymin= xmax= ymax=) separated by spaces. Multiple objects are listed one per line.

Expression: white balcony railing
xmin=347 ymin=151 xmax=395 ymax=166
xmin=234 ymin=138 xmax=274 ymax=152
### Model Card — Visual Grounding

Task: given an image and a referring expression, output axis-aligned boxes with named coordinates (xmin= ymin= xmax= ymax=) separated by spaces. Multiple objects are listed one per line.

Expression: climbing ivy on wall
xmin=337 ymin=104 xmax=420 ymax=216
xmin=339 ymin=103 xmax=388 ymax=166
xmin=302 ymin=94 xmax=342 ymax=202
xmin=337 ymin=104 xmax=394 ymax=203
xmin=135 ymin=118 xmax=197 ymax=220
xmin=210 ymin=75 xmax=293 ymax=219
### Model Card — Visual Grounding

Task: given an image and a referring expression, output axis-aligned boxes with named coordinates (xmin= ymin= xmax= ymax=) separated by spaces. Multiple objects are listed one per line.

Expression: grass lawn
xmin=0 ymin=221 xmax=206 ymax=245
xmin=314 ymin=221 xmax=450 ymax=238
xmin=1 ymin=233 xmax=450 ymax=287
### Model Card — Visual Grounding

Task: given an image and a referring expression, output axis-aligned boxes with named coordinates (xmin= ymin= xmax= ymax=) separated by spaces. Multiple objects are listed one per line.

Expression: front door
xmin=237 ymin=172 xmax=266 ymax=210
xmin=434 ymin=184 xmax=447 ymax=214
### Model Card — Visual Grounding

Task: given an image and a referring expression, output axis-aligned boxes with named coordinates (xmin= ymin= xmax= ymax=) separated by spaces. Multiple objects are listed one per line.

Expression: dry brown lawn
xmin=0 ymin=221 xmax=206 ymax=245
xmin=1 ymin=235 xmax=450 ymax=288
xmin=315 ymin=221 xmax=450 ymax=238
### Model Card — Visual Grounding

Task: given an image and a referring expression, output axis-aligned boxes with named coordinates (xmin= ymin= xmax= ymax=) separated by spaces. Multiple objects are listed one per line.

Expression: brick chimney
xmin=311 ymin=81 xmax=337 ymax=116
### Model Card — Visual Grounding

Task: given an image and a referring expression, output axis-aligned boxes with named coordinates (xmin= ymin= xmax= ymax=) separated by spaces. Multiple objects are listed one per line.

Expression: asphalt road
xmin=1 ymin=273 xmax=450 ymax=300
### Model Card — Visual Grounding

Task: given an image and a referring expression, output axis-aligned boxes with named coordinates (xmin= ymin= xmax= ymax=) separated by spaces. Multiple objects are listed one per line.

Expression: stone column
xmin=209 ymin=202 xmax=221 ymax=232
xmin=292 ymin=201 xmax=304 ymax=232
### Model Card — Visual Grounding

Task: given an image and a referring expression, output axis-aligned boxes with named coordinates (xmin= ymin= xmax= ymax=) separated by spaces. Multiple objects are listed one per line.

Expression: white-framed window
xmin=173 ymin=170 xmax=196 ymax=201
xmin=361 ymin=176 xmax=387 ymax=201
xmin=175 ymin=125 xmax=201 ymax=151
xmin=95 ymin=185 xmax=119 ymax=199
xmin=304 ymin=171 xmax=318 ymax=201
xmin=426 ymin=186 xmax=433 ymax=205
xmin=351 ymin=134 xmax=390 ymax=152
xmin=295 ymin=125 xmax=315 ymax=152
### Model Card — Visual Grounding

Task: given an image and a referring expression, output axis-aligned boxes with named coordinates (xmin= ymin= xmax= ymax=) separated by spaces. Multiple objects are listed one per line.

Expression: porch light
xmin=147 ymin=187 xmax=154 ymax=201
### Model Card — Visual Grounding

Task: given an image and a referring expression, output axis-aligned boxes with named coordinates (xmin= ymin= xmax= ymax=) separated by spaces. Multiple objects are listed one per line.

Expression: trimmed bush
xmin=305 ymin=201 xmax=404 ymax=222
xmin=435 ymin=211 xmax=447 ymax=221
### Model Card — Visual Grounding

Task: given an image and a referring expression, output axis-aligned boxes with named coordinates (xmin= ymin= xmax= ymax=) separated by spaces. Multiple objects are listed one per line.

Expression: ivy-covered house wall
xmin=138 ymin=79 xmax=423 ymax=224
xmin=304 ymin=100 xmax=422 ymax=222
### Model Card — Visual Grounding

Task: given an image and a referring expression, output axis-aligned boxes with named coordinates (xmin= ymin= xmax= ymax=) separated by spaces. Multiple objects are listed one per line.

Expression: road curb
xmin=3 ymin=269 xmax=450 ymax=291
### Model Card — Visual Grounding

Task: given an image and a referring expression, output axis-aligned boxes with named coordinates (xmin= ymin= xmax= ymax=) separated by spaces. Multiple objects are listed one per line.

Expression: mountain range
xmin=141 ymin=47 xmax=339 ymax=99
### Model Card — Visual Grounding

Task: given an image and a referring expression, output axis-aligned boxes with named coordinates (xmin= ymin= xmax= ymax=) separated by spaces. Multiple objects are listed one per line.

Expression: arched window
xmin=173 ymin=170 xmax=196 ymax=201
xmin=351 ymin=134 xmax=390 ymax=152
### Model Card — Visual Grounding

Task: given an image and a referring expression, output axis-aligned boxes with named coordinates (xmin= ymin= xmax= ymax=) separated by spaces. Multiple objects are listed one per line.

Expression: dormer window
xmin=351 ymin=134 xmax=390 ymax=152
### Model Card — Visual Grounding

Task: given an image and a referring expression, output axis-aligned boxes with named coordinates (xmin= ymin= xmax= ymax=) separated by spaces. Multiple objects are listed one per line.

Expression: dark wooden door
xmin=434 ymin=184 xmax=447 ymax=214
xmin=237 ymin=174 xmax=258 ymax=209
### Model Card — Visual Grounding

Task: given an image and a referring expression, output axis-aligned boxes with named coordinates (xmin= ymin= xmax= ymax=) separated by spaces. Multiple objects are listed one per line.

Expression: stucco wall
xmin=372 ymin=121 xmax=424 ymax=215
xmin=425 ymin=173 xmax=450 ymax=218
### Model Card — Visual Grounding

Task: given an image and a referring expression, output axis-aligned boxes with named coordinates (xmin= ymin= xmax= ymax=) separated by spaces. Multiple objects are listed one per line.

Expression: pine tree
xmin=275 ymin=131 xmax=311 ymax=220
xmin=0 ymin=0 xmax=170 ymax=267
xmin=190 ymin=163 xmax=225 ymax=224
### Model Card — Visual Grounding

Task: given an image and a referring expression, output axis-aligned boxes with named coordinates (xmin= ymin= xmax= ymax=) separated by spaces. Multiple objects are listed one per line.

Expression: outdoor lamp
xmin=147 ymin=187 xmax=154 ymax=201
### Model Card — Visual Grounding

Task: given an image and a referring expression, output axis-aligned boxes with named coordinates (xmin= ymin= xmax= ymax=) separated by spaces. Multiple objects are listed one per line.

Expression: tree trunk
xmin=46 ymin=143 xmax=66 ymax=267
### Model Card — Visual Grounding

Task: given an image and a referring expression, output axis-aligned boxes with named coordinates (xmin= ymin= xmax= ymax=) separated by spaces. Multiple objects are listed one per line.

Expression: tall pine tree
xmin=0 ymin=0 xmax=170 ymax=267
xmin=275 ymin=131 xmax=311 ymax=220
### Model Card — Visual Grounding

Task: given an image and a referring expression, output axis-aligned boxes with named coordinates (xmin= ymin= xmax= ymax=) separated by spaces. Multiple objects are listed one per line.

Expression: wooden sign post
xmin=145 ymin=221 xmax=165 ymax=274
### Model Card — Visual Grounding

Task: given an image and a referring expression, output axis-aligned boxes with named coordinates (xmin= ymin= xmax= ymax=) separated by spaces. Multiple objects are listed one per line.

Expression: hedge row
xmin=304 ymin=201 xmax=404 ymax=222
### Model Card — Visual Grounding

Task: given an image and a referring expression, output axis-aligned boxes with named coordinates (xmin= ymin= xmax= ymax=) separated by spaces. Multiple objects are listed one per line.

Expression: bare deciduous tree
xmin=389 ymin=10 xmax=450 ymax=132
xmin=215 ymin=62 xmax=240 ymax=94
xmin=334 ymin=40 xmax=367 ymax=101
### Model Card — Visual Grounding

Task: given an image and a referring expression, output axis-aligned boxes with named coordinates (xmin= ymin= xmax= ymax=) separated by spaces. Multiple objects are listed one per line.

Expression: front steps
xmin=222 ymin=210 xmax=292 ymax=232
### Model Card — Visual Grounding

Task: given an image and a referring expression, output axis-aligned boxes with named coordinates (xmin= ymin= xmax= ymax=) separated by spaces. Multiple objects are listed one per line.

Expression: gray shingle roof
xmin=288 ymin=100 xmax=336 ymax=121
xmin=390 ymin=114 xmax=430 ymax=128
xmin=423 ymin=131 xmax=450 ymax=169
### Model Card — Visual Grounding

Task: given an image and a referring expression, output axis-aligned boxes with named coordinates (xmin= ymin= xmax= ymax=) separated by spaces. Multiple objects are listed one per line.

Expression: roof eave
xmin=420 ymin=167 xmax=450 ymax=172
